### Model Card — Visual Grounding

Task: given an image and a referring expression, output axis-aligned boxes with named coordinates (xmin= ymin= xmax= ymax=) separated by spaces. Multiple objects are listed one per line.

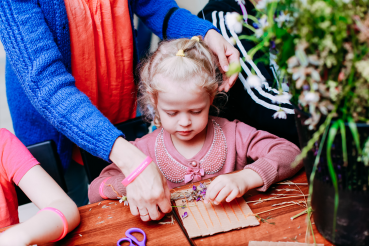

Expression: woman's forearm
xmin=109 ymin=137 xmax=148 ymax=175
xmin=0 ymin=1 xmax=123 ymax=162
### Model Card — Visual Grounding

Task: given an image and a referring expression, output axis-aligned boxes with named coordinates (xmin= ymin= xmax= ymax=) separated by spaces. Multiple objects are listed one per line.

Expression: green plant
xmin=226 ymin=0 xmax=369 ymax=242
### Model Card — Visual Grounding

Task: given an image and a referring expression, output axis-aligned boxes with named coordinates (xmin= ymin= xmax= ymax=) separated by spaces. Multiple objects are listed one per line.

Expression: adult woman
xmin=0 ymin=0 xmax=239 ymax=221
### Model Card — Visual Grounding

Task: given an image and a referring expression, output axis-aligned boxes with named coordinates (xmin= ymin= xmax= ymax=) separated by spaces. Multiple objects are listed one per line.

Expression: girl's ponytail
xmin=138 ymin=35 xmax=221 ymax=127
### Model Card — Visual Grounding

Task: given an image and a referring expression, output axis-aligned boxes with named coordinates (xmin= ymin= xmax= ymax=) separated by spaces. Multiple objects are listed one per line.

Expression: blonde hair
xmin=138 ymin=36 xmax=222 ymax=126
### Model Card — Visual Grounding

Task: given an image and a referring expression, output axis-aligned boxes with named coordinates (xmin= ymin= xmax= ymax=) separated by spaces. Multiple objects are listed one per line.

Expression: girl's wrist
xmin=240 ymin=169 xmax=264 ymax=190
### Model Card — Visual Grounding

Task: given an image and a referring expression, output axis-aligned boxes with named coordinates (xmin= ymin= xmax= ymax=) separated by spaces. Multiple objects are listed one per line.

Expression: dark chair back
xmin=16 ymin=140 xmax=67 ymax=206
xmin=81 ymin=116 xmax=150 ymax=183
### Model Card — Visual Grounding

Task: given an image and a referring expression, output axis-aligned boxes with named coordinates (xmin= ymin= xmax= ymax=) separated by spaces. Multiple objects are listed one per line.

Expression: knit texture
xmin=0 ymin=0 xmax=217 ymax=169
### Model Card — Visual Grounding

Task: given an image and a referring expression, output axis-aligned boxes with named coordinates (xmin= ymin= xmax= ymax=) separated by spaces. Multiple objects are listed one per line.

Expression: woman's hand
xmin=204 ymin=29 xmax=240 ymax=92
xmin=204 ymin=169 xmax=264 ymax=204
xmin=109 ymin=137 xmax=172 ymax=221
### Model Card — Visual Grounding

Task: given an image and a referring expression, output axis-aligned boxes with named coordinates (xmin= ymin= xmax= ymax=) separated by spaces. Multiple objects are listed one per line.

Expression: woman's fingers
xmin=138 ymin=207 xmax=151 ymax=221
xmin=158 ymin=184 xmax=172 ymax=214
xmin=204 ymin=29 xmax=240 ymax=92
xmin=129 ymin=202 xmax=139 ymax=217
xmin=124 ymin=162 xmax=172 ymax=221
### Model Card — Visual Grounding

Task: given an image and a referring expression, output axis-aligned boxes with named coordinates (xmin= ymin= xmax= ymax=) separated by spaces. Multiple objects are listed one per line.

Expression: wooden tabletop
xmin=1 ymin=169 xmax=332 ymax=245
xmin=0 ymin=200 xmax=190 ymax=246
xmin=171 ymin=169 xmax=332 ymax=246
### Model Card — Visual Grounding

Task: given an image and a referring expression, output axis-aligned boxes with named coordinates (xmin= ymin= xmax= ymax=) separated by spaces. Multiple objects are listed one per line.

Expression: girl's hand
xmin=204 ymin=29 xmax=240 ymax=92
xmin=109 ymin=137 xmax=172 ymax=221
xmin=204 ymin=169 xmax=264 ymax=204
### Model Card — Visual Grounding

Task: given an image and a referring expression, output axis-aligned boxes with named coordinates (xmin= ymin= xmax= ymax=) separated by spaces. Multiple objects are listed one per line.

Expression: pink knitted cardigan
xmin=88 ymin=116 xmax=302 ymax=203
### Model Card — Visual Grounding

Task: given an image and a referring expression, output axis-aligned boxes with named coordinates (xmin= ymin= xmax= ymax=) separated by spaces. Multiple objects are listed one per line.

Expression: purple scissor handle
xmin=117 ymin=228 xmax=147 ymax=246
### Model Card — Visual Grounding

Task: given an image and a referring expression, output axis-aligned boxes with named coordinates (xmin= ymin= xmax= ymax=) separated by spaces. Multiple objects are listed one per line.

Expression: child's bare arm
xmin=0 ymin=165 xmax=80 ymax=245
xmin=88 ymin=164 xmax=126 ymax=204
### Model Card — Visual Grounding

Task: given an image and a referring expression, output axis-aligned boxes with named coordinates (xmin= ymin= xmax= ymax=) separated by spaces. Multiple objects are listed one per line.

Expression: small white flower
xmin=259 ymin=15 xmax=269 ymax=29
xmin=225 ymin=12 xmax=243 ymax=33
xmin=246 ymin=75 xmax=262 ymax=88
xmin=275 ymin=12 xmax=291 ymax=27
xmin=255 ymin=29 xmax=264 ymax=38
xmin=304 ymin=92 xmax=320 ymax=103
xmin=271 ymin=92 xmax=292 ymax=104
xmin=256 ymin=0 xmax=268 ymax=9
xmin=119 ymin=196 xmax=129 ymax=206
xmin=273 ymin=108 xmax=287 ymax=119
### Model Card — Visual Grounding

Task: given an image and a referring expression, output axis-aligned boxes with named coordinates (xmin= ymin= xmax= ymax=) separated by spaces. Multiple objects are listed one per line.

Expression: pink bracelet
xmin=99 ymin=177 xmax=111 ymax=199
xmin=38 ymin=207 xmax=68 ymax=242
xmin=121 ymin=156 xmax=152 ymax=186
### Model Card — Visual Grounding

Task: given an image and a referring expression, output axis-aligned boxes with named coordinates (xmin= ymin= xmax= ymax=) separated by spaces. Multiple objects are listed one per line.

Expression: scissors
xmin=117 ymin=228 xmax=147 ymax=246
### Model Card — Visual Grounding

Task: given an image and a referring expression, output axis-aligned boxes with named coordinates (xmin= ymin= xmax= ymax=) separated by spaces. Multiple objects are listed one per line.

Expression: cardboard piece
xmin=249 ymin=241 xmax=324 ymax=246
xmin=175 ymin=196 xmax=260 ymax=238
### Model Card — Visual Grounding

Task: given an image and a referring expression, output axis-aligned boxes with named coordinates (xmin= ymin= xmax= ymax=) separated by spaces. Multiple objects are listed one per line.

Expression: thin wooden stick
xmin=235 ymin=198 xmax=248 ymax=220
xmin=184 ymin=197 xmax=200 ymax=229
xmin=202 ymin=201 xmax=214 ymax=227
xmin=220 ymin=202 xmax=231 ymax=222
xmin=246 ymin=195 xmax=307 ymax=203
xmin=277 ymin=182 xmax=308 ymax=185
xmin=256 ymin=203 xmax=305 ymax=215
xmin=228 ymin=202 xmax=239 ymax=221
xmin=195 ymin=201 xmax=208 ymax=228
xmin=210 ymin=202 xmax=222 ymax=225
xmin=270 ymin=194 xmax=309 ymax=196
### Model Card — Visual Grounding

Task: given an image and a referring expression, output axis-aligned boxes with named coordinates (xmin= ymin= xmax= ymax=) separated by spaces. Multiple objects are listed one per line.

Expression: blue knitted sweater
xmin=0 ymin=0 xmax=216 ymax=169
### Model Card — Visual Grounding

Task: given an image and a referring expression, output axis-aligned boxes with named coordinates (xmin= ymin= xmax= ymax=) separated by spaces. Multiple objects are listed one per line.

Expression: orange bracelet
xmin=99 ymin=177 xmax=111 ymax=199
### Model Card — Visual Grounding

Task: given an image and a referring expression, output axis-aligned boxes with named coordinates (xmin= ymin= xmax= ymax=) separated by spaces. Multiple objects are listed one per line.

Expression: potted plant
xmin=226 ymin=0 xmax=369 ymax=245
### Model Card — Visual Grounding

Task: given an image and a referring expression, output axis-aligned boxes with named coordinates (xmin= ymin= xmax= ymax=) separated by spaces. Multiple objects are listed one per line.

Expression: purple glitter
xmin=196 ymin=197 xmax=201 ymax=201
xmin=182 ymin=212 xmax=188 ymax=219
xmin=199 ymin=183 xmax=206 ymax=189
xmin=193 ymin=185 xmax=197 ymax=191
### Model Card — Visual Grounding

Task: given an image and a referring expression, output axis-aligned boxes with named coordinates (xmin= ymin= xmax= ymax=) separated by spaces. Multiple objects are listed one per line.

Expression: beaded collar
xmin=155 ymin=120 xmax=228 ymax=183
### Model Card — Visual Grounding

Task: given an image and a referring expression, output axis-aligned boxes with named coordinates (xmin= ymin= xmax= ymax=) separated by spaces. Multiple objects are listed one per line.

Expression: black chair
xmin=16 ymin=140 xmax=68 ymax=206
xmin=81 ymin=116 xmax=150 ymax=183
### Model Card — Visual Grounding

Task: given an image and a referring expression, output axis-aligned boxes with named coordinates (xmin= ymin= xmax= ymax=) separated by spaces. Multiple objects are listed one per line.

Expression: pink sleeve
xmin=0 ymin=129 xmax=40 ymax=185
xmin=235 ymin=122 xmax=302 ymax=191
xmin=88 ymin=163 xmax=126 ymax=204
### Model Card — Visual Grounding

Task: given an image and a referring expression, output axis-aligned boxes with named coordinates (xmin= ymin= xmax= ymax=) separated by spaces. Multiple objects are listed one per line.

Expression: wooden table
xmin=1 ymin=169 xmax=332 ymax=245
xmin=0 ymin=200 xmax=189 ymax=246
xmin=171 ymin=169 xmax=331 ymax=246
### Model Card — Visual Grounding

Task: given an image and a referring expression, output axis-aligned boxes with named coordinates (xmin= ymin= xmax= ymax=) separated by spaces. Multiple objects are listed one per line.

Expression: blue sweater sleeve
xmin=133 ymin=0 xmax=219 ymax=39
xmin=0 ymin=0 xmax=123 ymax=162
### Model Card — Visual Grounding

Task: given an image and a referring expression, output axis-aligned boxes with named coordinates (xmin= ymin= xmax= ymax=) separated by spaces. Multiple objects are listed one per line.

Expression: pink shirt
xmin=0 ymin=129 xmax=39 ymax=228
xmin=88 ymin=117 xmax=301 ymax=203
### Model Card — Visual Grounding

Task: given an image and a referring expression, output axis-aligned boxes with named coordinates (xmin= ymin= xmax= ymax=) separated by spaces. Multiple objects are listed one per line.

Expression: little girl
xmin=88 ymin=37 xmax=301 ymax=215
xmin=0 ymin=129 xmax=80 ymax=245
